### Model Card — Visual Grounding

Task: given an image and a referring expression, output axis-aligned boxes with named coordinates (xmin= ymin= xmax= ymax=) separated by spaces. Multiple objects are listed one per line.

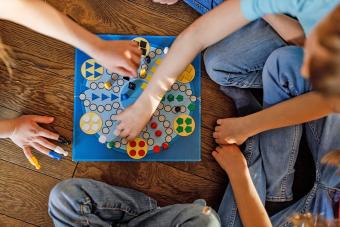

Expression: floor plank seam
xmin=0 ymin=213 xmax=39 ymax=227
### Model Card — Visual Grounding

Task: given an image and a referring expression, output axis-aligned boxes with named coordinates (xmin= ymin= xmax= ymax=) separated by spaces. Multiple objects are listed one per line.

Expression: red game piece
xmin=153 ymin=145 xmax=160 ymax=153
xmin=155 ymin=130 xmax=162 ymax=137
xmin=162 ymin=143 xmax=169 ymax=150
xmin=130 ymin=141 xmax=137 ymax=147
xmin=139 ymin=140 xmax=145 ymax=147
xmin=129 ymin=150 xmax=136 ymax=156
xmin=151 ymin=122 xmax=157 ymax=129
xmin=138 ymin=150 xmax=145 ymax=156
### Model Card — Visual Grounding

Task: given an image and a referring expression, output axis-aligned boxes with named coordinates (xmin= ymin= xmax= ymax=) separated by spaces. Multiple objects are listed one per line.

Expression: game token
xmin=140 ymin=68 xmax=147 ymax=78
xmin=164 ymin=47 xmax=169 ymax=54
xmin=104 ymin=81 xmax=112 ymax=90
xmin=190 ymin=96 xmax=197 ymax=102
xmin=151 ymin=122 xmax=157 ymax=129
xmin=176 ymin=95 xmax=184 ymax=102
xmin=165 ymin=136 xmax=172 ymax=143
xmin=146 ymin=74 xmax=152 ymax=81
xmin=156 ymin=48 xmax=162 ymax=55
xmin=115 ymin=142 xmax=121 ymax=148
xmin=162 ymin=143 xmax=169 ymax=150
xmin=175 ymin=106 xmax=181 ymax=113
xmin=123 ymin=76 xmax=130 ymax=81
xmin=121 ymin=94 xmax=129 ymax=101
xmin=172 ymin=83 xmax=179 ymax=90
xmin=188 ymin=103 xmax=195 ymax=111
xmin=155 ymin=59 xmax=162 ymax=65
xmin=79 ymin=94 xmax=86 ymax=100
xmin=149 ymin=51 xmax=155 ymax=58
xmin=147 ymin=138 xmax=154 ymax=146
xmin=133 ymin=37 xmax=150 ymax=56
xmin=107 ymin=141 xmax=115 ymax=149
xmin=155 ymin=130 xmax=162 ymax=137
xmin=99 ymin=135 xmax=107 ymax=144
xmin=139 ymin=140 xmax=146 ymax=147
xmin=180 ymin=85 xmax=186 ymax=92
xmin=153 ymin=145 xmax=161 ymax=153
xmin=186 ymin=89 xmax=192 ymax=96
xmin=128 ymin=82 xmax=136 ymax=90
xmin=167 ymin=94 xmax=174 ymax=102
xmin=145 ymin=56 xmax=151 ymax=64
xmin=141 ymin=82 xmax=147 ymax=90
xmin=180 ymin=106 xmax=186 ymax=113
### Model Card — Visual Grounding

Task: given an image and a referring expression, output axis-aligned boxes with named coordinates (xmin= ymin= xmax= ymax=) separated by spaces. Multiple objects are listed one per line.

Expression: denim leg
xmin=204 ymin=19 xmax=286 ymax=88
xmin=49 ymin=178 xmax=221 ymax=227
xmin=260 ymin=46 xmax=313 ymax=202
xmin=270 ymin=116 xmax=340 ymax=226
xmin=48 ymin=178 xmax=158 ymax=227
xmin=184 ymin=0 xmax=224 ymax=15
xmin=218 ymin=136 xmax=267 ymax=227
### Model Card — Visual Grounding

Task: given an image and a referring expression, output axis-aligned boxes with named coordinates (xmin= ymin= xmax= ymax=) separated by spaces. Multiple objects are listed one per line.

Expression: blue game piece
xmin=128 ymin=82 xmax=136 ymax=90
xmin=121 ymin=94 xmax=129 ymax=100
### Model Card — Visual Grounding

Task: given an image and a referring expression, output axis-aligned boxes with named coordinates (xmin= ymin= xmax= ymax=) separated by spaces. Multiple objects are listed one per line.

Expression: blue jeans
xmin=48 ymin=178 xmax=221 ymax=227
xmin=218 ymin=46 xmax=340 ymax=226
xmin=185 ymin=0 xmax=287 ymax=88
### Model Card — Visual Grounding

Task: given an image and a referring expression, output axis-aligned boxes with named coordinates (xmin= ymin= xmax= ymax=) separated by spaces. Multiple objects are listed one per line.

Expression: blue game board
xmin=73 ymin=35 xmax=201 ymax=161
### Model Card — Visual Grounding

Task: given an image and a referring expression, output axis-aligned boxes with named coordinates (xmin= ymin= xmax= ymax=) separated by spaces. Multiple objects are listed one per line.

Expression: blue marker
xmin=49 ymin=151 xmax=62 ymax=160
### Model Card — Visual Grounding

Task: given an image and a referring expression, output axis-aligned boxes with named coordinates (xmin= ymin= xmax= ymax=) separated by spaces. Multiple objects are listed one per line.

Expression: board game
xmin=73 ymin=35 xmax=201 ymax=161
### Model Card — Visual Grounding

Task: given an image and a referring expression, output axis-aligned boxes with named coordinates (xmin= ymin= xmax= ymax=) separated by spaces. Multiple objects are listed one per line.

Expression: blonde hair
xmin=0 ymin=37 xmax=15 ymax=76
xmin=290 ymin=213 xmax=340 ymax=227
xmin=309 ymin=5 xmax=340 ymax=96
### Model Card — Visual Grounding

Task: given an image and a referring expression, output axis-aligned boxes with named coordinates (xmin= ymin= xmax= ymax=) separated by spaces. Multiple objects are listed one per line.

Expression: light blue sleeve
xmin=240 ymin=0 xmax=301 ymax=21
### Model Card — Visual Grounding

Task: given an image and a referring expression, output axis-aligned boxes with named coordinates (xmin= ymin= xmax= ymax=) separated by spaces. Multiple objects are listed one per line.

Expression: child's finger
xmin=119 ymin=128 xmax=131 ymax=138
xmin=23 ymin=146 xmax=41 ymax=170
xmin=22 ymin=146 xmax=33 ymax=159
xmin=31 ymin=142 xmax=50 ymax=156
xmin=213 ymin=132 xmax=219 ymax=138
xmin=215 ymin=126 xmax=221 ymax=132
xmin=35 ymin=136 xmax=57 ymax=151
xmin=216 ymin=119 xmax=222 ymax=125
xmin=36 ymin=126 xmax=59 ymax=140
xmin=32 ymin=115 xmax=54 ymax=124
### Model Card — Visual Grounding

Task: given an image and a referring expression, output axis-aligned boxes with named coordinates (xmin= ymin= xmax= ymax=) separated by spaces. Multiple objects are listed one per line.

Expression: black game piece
xmin=141 ymin=49 xmax=147 ymax=56
xmin=139 ymin=40 xmax=147 ymax=48
xmin=175 ymin=106 xmax=181 ymax=113
xmin=123 ymin=76 xmax=130 ymax=81
xmin=128 ymin=82 xmax=136 ymax=90
xmin=145 ymin=56 xmax=151 ymax=64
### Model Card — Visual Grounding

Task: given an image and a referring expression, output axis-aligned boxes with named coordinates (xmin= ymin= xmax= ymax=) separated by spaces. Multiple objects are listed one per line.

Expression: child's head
xmin=301 ymin=5 xmax=340 ymax=97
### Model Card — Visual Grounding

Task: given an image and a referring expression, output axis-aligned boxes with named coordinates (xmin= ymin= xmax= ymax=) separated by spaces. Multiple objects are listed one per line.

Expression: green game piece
xmin=185 ymin=126 xmax=192 ymax=133
xmin=107 ymin=141 xmax=115 ymax=149
xmin=176 ymin=95 xmax=184 ymax=102
xmin=185 ymin=117 xmax=192 ymax=125
xmin=162 ymin=96 xmax=165 ymax=102
xmin=176 ymin=118 xmax=184 ymax=125
xmin=176 ymin=126 xmax=184 ymax=133
xmin=167 ymin=94 xmax=174 ymax=102
xmin=188 ymin=103 xmax=195 ymax=111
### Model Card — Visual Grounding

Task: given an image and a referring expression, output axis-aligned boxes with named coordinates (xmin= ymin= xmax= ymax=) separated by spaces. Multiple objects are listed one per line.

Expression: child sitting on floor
xmin=0 ymin=0 xmax=141 ymax=167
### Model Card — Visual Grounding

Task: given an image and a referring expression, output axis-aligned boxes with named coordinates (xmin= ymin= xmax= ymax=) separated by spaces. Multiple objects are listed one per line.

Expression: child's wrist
xmin=227 ymin=164 xmax=249 ymax=181
xmin=241 ymin=115 xmax=261 ymax=138
xmin=0 ymin=119 xmax=16 ymax=139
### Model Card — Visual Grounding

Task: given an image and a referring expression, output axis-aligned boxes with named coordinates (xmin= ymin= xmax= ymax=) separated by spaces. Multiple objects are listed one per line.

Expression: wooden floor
xmin=0 ymin=1 xmax=236 ymax=226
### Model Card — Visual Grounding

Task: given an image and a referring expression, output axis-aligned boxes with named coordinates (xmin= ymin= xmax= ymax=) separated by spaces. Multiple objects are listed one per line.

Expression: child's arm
xmin=113 ymin=0 xmax=250 ymax=140
xmin=214 ymin=92 xmax=334 ymax=145
xmin=0 ymin=0 xmax=141 ymax=76
xmin=213 ymin=145 xmax=272 ymax=227
xmin=263 ymin=14 xmax=305 ymax=45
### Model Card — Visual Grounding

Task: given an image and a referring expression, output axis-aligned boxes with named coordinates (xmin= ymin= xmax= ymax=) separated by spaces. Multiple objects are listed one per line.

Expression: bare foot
xmin=213 ymin=117 xmax=251 ymax=145
xmin=152 ymin=0 xmax=180 ymax=5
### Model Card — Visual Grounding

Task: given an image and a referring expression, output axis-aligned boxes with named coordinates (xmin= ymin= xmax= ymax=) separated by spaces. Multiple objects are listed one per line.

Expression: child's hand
xmin=92 ymin=40 xmax=142 ymax=77
xmin=212 ymin=145 xmax=248 ymax=176
xmin=213 ymin=117 xmax=252 ymax=145
xmin=152 ymin=0 xmax=180 ymax=5
xmin=112 ymin=101 xmax=153 ymax=141
xmin=9 ymin=115 xmax=59 ymax=157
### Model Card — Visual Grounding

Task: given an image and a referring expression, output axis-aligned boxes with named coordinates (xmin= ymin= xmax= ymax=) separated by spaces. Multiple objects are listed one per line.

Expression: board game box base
xmin=73 ymin=35 xmax=201 ymax=161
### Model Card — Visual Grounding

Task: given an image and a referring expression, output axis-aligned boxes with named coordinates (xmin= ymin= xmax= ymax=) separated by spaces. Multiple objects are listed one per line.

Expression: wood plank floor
xmin=0 ymin=1 xmax=235 ymax=226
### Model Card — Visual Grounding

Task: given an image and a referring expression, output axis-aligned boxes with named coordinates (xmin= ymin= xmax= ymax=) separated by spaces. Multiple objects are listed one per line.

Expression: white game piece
xmin=99 ymin=135 xmax=107 ymax=144
xmin=156 ymin=48 xmax=162 ymax=55
xmin=164 ymin=47 xmax=169 ymax=54
xmin=55 ymin=146 xmax=68 ymax=156
xmin=180 ymin=85 xmax=186 ymax=92
xmin=114 ymin=142 xmax=121 ymax=148
xmin=190 ymin=96 xmax=197 ymax=102
xmin=166 ymin=136 xmax=172 ymax=143
xmin=180 ymin=106 xmax=186 ymax=113
xmin=147 ymin=138 xmax=154 ymax=146
xmin=106 ymin=120 xmax=113 ymax=127
xmin=186 ymin=89 xmax=192 ymax=96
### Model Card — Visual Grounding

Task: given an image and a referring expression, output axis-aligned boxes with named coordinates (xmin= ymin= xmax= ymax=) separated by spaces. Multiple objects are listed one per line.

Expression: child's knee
xmin=263 ymin=46 xmax=307 ymax=95
xmin=203 ymin=46 xmax=224 ymax=85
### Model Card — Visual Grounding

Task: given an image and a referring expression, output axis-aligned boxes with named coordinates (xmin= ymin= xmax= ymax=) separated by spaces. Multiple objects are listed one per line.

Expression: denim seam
xmin=227 ymin=202 xmax=238 ymax=227
xmin=95 ymin=206 xmax=139 ymax=217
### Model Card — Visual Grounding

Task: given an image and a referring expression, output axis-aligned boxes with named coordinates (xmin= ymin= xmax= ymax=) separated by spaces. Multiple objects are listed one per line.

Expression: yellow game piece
xmin=177 ymin=64 xmax=195 ymax=83
xmin=151 ymin=67 xmax=156 ymax=73
xmin=29 ymin=156 xmax=41 ymax=170
xmin=146 ymin=74 xmax=152 ymax=81
xmin=140 ymin=68 xmax=147 ymax=78
xmin=104 ymin=81 xmax=112 ymax=90
xmin=141 ymin=82 xmax=148 ymax=90
xmin=155 ymin=59 xmax=162 ymax=65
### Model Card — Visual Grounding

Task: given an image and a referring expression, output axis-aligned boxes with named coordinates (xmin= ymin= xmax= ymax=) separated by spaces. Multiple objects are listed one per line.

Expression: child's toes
xmin=213 ymin=132 xmax=219 ymax=138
